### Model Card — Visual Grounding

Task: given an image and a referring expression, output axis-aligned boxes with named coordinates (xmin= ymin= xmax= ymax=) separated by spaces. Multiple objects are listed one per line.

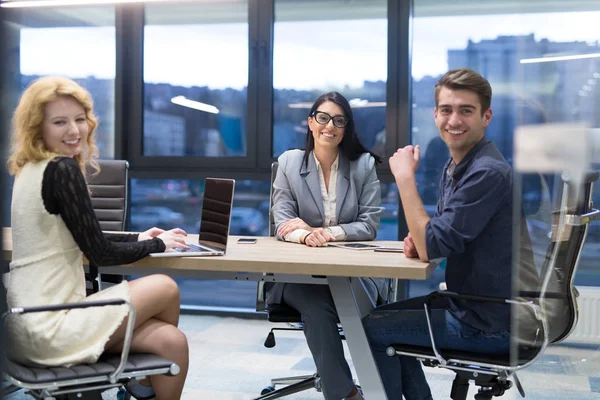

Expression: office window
xmin=143 ymin=2 xmax=248 ymax=157
xmin=410 ymin=2 xmax=600 ymax=297
xmin=378 ymin=183 xmax=400 ymax=241
xmin=272 ymin=0 xmax=387 ymax=158
xmin=2 ymin=6 xmax=116 ymax=159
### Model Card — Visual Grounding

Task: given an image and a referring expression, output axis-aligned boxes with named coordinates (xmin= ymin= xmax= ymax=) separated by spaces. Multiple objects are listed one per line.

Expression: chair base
xmin=254 ymin=373 xmax=321 ymax=400
xmin=449 ymin=372 xmax=514 ymax=400
xmin=27 ymin=388 xmax=104 ymax=400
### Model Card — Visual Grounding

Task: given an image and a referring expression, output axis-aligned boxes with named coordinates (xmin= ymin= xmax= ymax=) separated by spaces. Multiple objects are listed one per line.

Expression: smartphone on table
xmin=237 ymin=238 xmax=258 ymax=244
xmin=328 ymin=243 xmax=381 ymax=250
xmin=374 ymin=247 xmax=404 ymax=253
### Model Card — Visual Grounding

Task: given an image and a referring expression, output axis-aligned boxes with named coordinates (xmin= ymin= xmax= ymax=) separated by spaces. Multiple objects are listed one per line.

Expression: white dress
xmin=6 ymin=157 xmax=164 ymax=367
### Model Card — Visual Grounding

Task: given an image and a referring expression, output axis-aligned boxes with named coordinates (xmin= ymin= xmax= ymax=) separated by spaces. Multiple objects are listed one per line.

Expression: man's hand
xmin=138 ymin=227 xmax=165 ymax=241
xmin=278 ymin=217 xmax=312 ymax=238
xmin=302 ymin=228 xmax=335 ymax=247
xmin=403 ymin=232 xmax=419 ymax=258
xmin=389 ymin=145 xmax=421 ymax=181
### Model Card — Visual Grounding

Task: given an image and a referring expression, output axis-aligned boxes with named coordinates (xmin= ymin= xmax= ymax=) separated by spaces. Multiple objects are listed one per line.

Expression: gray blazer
xmin=266 ymin=149 xmax=385 ymax=305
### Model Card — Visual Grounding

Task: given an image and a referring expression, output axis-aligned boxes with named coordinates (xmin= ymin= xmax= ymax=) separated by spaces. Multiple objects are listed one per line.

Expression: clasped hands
xmin=277 ymin=218 xmax=335 ymax=247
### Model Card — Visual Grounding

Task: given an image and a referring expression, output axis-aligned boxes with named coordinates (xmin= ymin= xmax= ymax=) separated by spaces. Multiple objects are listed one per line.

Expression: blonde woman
xmin=6 ymin=76 xmax=189 ymax=400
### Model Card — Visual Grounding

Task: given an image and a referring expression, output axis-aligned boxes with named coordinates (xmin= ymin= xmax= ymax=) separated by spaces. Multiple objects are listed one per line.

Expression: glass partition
xmin=410 ymin=1 xmax=600 ymax=298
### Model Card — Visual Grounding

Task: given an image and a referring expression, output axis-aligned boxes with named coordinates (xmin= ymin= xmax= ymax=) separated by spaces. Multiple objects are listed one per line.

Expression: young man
xmin=363 ymin=68 xmax=525 ymax=400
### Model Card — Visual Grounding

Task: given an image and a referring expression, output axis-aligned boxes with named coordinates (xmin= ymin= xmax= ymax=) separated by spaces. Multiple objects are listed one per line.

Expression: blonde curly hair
xmin=7 ymin=76 xmax=100 ymax=177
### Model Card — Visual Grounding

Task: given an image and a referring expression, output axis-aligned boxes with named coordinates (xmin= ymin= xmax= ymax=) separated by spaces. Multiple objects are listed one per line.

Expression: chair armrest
xmin=425 ymin=290 xmax=509 ymax=306
xmin=419 ymin=291 xmax=544 ymax=366
xmin=4 ymin=299 xmax=136 ymax=384
xmin=6 ymin=299 xmax=126 ymax=315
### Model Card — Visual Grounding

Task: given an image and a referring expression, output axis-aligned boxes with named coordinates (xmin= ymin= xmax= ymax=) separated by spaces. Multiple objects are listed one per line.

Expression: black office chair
xmin=255 ymin=161 xmax=353 ymax=399
xmin=1 ymin=159 xmax=180 ymax=400
xmin=386 ymin=171 xmax=600 ymax=400
xmin=85 ymin=159 xmax=129 ymax=294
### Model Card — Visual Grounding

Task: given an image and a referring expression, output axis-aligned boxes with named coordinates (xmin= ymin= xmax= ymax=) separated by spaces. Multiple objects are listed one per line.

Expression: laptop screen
xmin=198 ymin=178 xmax=235 ymax=252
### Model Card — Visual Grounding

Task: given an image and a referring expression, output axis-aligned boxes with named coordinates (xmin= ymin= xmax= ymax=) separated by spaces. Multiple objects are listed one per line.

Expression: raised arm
xmin=42 ymin=157 xmax=165 ymax=266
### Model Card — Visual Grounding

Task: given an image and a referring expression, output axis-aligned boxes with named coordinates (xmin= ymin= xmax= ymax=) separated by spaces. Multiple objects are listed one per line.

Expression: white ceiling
xmin=4 ymin=0 xmax=600 ymax=28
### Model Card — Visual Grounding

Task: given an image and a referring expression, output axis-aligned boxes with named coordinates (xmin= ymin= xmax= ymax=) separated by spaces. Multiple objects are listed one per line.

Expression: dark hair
xmin=303 ymin=91 xmax=382 ymax=167
xmin=434 ymin=68 xmax=492 ymax=115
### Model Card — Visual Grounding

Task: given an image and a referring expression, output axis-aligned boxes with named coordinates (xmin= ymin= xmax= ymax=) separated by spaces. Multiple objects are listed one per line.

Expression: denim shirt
xmin=425 ymin=139 xmax=514 ymax=332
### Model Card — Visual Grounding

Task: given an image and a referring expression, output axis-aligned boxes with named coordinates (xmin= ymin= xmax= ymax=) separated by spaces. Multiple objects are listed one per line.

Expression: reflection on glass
xmin=272 ymin=0 xmax=387 ymax=158
xmin=378 ymin=183 xmax=399 ymax=241
xmin=7 ymin=7 xmax=116 ymax=158
xmin=143 ymin=2 xmax=248 ymax=157
xmin=410 ymin=4 xmax=600 ymax=297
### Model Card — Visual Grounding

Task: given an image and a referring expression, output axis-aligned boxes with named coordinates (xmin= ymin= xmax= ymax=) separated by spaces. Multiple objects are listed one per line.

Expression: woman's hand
xmin=138 ymin=227 xmax=165 ymax=241
xmin=302 ymin=228 xmax=335 ymax=247
xmin=278 ymin=218 xmax=312 ymax=238
xmin=156 ymin=228 xmax=189 ymax=251
xmin=403 ymin=232 xmax=418 ymax=258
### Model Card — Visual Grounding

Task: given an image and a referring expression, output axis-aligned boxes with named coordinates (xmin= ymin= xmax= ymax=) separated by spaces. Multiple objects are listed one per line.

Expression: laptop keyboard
xmin=174 ymin=243 xmax=210 ymax=253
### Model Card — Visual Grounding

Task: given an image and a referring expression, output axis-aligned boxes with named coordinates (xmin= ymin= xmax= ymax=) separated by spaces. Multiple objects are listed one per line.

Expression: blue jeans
xmin=363 ymin=296 xmax=510 ymax=400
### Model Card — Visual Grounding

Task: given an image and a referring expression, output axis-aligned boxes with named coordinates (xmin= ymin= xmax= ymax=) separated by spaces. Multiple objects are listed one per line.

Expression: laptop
xmin=149 ymin=178 xmax=235 ymax=257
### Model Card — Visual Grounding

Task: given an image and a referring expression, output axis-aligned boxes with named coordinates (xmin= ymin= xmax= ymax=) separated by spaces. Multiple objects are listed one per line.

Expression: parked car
xmin=230 ymin=207 xmax=267 ymax=235
xmin=130 ymin=206 xmax=184 ymax=231
xmin=195 ymin=206 xmax=267 ymax=236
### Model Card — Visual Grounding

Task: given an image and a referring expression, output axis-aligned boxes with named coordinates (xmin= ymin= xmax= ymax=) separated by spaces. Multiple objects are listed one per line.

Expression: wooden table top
xmin=3 ymin=228 xmax=437 ymax=280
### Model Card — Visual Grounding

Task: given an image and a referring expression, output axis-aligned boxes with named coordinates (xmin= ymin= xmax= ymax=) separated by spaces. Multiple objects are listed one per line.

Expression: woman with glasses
xmin=266 ymin=92 xmax=384 ymax=400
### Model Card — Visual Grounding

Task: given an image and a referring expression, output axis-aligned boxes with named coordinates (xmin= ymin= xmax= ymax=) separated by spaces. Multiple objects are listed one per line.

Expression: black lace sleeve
xmin=42 ymin=157 xmax=166 ymax=266
xmin=105 ymin=232 xmax=139 ymax=242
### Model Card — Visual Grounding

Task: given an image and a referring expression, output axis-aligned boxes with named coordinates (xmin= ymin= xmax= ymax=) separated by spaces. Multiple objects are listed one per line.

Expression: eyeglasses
xmin=311 ymin=111 xmax=348 ymax=128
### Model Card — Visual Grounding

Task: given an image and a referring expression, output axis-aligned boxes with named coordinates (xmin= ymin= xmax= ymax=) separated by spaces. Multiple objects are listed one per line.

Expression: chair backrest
xmin=85 ymin=160 xmax=129 ymax=294
xmin=86 ymin=159 xmax=129 ymax=231
xmin=541 ymin=171 xmax=599 ymax=344
xmin=256 ymin=162 xmax=279 ymax=312
xmin=517 ymin=171 xmax=599 ymax=354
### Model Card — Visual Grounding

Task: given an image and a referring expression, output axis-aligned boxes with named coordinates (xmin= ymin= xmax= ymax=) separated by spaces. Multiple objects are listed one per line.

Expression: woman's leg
xmin=108 ymin=318 xmax=189 ymax=400
xmin=105 ymin=274 xmax=188 ymax=400
xmin=282 ymin=283 xmax=356 ymax=400
xmin=106 ymin=274 xmax=181 ymax=347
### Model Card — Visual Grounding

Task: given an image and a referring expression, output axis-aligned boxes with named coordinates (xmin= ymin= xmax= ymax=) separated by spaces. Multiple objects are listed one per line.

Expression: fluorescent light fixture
xmin=520 ymin=53 xmax=600 ymax=64
xmin=288 ymin=100 xmax=386 ymax=109
xmin=0 ymin=0 xmax=176 ymax=8
xmin=288 ymin=102 xmax=314 ymax=109
xmin=171 ymin=96 xmax=219 ymax=115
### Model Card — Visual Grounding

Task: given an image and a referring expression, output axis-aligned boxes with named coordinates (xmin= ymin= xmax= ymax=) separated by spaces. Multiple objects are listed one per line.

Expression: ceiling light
xmin=520 ymin=53 xmax=600 ymax=64
xmin=171 ymin=96 xmax=219 ymax=114
xmin=0 ymin=0 xmax=177 ymax=8
xmin=288 ymin=101 xmax=386 ymax=109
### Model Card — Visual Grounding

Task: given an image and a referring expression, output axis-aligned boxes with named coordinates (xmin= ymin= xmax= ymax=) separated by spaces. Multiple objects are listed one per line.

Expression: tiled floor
xmin=7 ymin=313 xmax=600 ymax=399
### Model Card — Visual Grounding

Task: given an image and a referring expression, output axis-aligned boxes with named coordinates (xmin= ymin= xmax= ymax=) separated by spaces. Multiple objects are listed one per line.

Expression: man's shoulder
xmin=469 ymin=142 xmax=512 ymax=180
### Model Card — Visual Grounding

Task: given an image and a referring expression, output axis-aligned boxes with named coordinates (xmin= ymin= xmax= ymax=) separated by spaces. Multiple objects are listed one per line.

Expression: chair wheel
xmin=117 ymin=387 xmax=132 ymax=400
xmin=261 ymin=386 xmax=275 ymax=395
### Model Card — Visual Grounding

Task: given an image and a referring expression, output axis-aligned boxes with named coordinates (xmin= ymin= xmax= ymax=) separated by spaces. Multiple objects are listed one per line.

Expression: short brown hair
xmin=434 ymin=68 xmax=492 ymax=115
